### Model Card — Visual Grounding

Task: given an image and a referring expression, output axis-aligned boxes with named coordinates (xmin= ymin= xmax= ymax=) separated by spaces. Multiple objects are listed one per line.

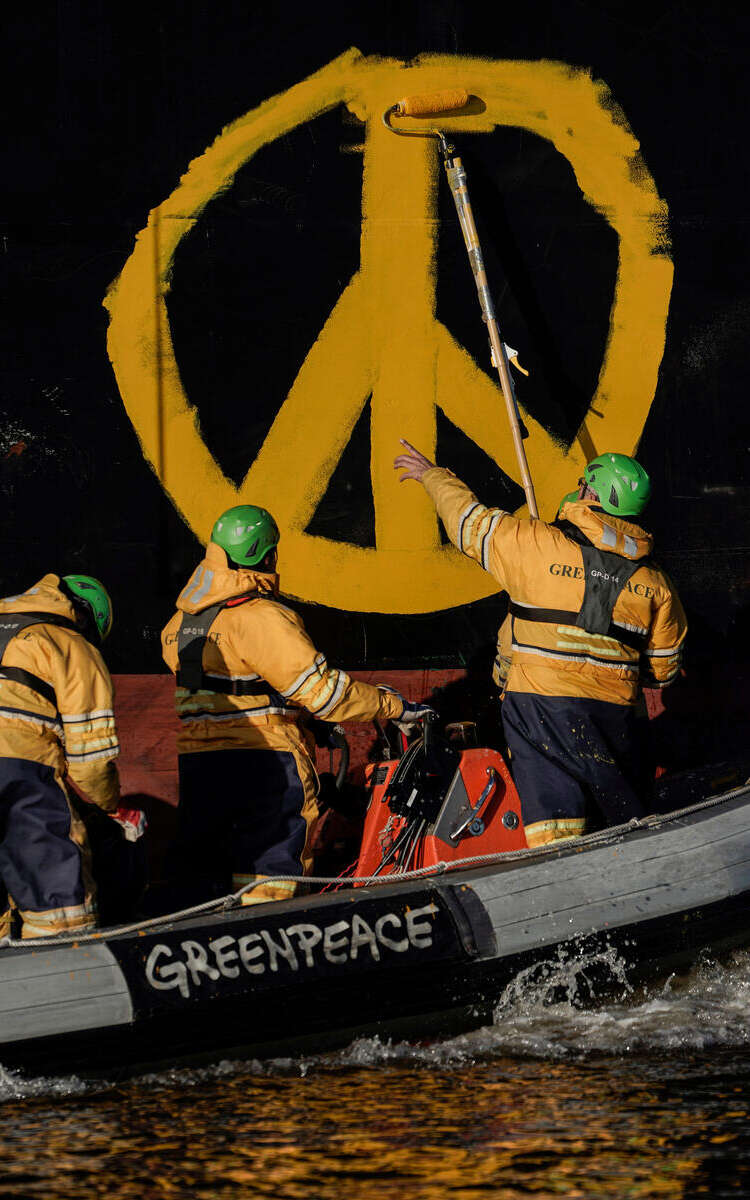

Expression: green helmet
xmin=62 ymin=574 xmax=113 ymax=642
xmin=211 ymin=505 xmax=280 ymax=568
xmin=583 ymin=452 xmax=651 ymax=517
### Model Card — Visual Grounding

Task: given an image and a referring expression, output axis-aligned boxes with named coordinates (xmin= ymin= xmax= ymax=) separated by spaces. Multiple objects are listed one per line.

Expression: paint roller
xmin=392 ymin=89 xmax=469 ymax=117
xmin=383 ymin=89 xmax=538 ymax=518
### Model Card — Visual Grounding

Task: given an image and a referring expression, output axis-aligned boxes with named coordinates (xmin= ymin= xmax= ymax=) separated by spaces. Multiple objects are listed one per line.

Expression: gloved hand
xmin=110 ymin=806 xmax=147 ymax=843
xmin=377 ymin=685 xmax=435 ymax=732
xmin=396 ymin=699 xmax=436 ymax=730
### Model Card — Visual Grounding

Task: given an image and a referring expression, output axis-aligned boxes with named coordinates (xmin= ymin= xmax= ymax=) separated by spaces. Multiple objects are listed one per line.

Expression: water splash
xmin=488 ymin=948 xmax=750 ymax=1060
xmin=289 ymin=948 xmax=750 ymax=1072
xmin=0 ymin=1064 xmax=87 ymax=1101
xmin=495 ymin=940 xmax=634 ymax=1014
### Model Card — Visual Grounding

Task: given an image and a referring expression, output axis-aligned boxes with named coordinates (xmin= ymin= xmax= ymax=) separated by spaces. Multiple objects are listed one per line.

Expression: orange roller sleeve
xmin=394 ymin=89 xmax=469 ymax=117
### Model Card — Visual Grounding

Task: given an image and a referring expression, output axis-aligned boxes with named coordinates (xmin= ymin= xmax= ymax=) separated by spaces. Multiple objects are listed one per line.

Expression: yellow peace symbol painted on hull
xmin=104 ymin=49 xmax=673 ymax=614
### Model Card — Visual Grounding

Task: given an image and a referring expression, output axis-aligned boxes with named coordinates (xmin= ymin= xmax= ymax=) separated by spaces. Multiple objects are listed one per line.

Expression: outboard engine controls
xmin=355 ymin=716 xmax=527 ymax=881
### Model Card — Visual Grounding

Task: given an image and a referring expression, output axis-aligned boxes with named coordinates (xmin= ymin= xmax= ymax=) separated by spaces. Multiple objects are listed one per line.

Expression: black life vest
xmin=0 ymin=611 xmax=82 ymax=708
xmin=509 ymin=520 xmax=649 ymax=653
xmin=175 ymin=601 xmax=286 ymax=705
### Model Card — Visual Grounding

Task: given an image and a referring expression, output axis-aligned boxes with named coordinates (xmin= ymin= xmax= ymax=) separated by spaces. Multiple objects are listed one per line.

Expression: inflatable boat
xmin=1 ymin=721 xmax=750 ymax=1079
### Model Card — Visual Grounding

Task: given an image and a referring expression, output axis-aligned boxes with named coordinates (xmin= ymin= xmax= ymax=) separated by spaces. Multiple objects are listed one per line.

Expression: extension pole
xmin=443 ymin=150 xmax=538 ymax=517
xmin=384 ymin=91 xmax=539 ymax=518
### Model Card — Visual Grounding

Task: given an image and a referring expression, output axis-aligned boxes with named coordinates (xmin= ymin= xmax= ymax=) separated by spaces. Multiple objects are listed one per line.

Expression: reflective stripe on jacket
xmin=422 ymin=468 xmax=687 ymax=706
xmin=0 ymin=576 xmax=120 ymax=810
xmin=161 ymin=543 xmax=405 ymax=756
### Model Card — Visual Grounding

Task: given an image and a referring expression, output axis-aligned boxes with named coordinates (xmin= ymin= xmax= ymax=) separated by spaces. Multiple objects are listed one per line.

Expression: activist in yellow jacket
xmin=162 ymin=544 xmax=405 ymax=749
xmin=0 ymin=575 xmax=121 ymax=936
xmin=161 ymin=539 xmax=407 ymax=903
xmin=421 ymin=469 xmax=686 ymax=706
xmin=394 ymin=442 xmax=687 ymax=849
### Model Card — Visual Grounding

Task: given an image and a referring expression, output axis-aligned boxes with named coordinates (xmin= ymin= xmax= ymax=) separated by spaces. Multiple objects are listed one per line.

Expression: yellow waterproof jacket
xmin=161 ymin=543 xmax=405 ymax=760
xmin=423 ymin=468 xmax=687 ymax=706
xmin=0 ymin=576 xmax=120 ymax=809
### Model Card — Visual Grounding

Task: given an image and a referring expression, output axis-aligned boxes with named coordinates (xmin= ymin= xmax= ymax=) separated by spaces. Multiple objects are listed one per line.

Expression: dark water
xmin=3 ymin=951 xmax=750 ymax=1198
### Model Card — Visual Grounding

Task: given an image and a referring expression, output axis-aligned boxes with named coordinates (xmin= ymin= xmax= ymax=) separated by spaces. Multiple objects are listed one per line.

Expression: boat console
xmin=356 ymin=716 xmax=527 ymax=879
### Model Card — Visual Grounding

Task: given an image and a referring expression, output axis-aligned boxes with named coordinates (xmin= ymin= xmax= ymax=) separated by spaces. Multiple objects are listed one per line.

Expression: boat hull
xmin=2 ymin=788 xmax=750 ymax=1077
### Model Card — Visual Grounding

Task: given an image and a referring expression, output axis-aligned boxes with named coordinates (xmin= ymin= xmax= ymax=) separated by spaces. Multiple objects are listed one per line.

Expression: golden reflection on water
xmin=0 ymin=1053 xmax=748 ymax=1199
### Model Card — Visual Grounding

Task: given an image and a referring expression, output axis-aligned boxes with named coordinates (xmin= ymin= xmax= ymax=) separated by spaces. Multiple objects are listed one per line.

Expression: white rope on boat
xmin=3 ymin=781 xmax=749 ymax=950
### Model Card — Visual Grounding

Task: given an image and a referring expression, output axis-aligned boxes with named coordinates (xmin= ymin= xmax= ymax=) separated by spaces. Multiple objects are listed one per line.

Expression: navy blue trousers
xmin=0 ymin=757 xmax=90 ymax=926
xmin=502 ymin=692 xmax=650 ymax=841
xmin=172 ymin=749 xmax=308 ymax=896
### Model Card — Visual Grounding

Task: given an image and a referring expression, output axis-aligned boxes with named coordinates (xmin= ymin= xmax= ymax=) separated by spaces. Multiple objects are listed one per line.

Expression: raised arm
xmin=394 ymin=439 xmax=513 ymax=582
